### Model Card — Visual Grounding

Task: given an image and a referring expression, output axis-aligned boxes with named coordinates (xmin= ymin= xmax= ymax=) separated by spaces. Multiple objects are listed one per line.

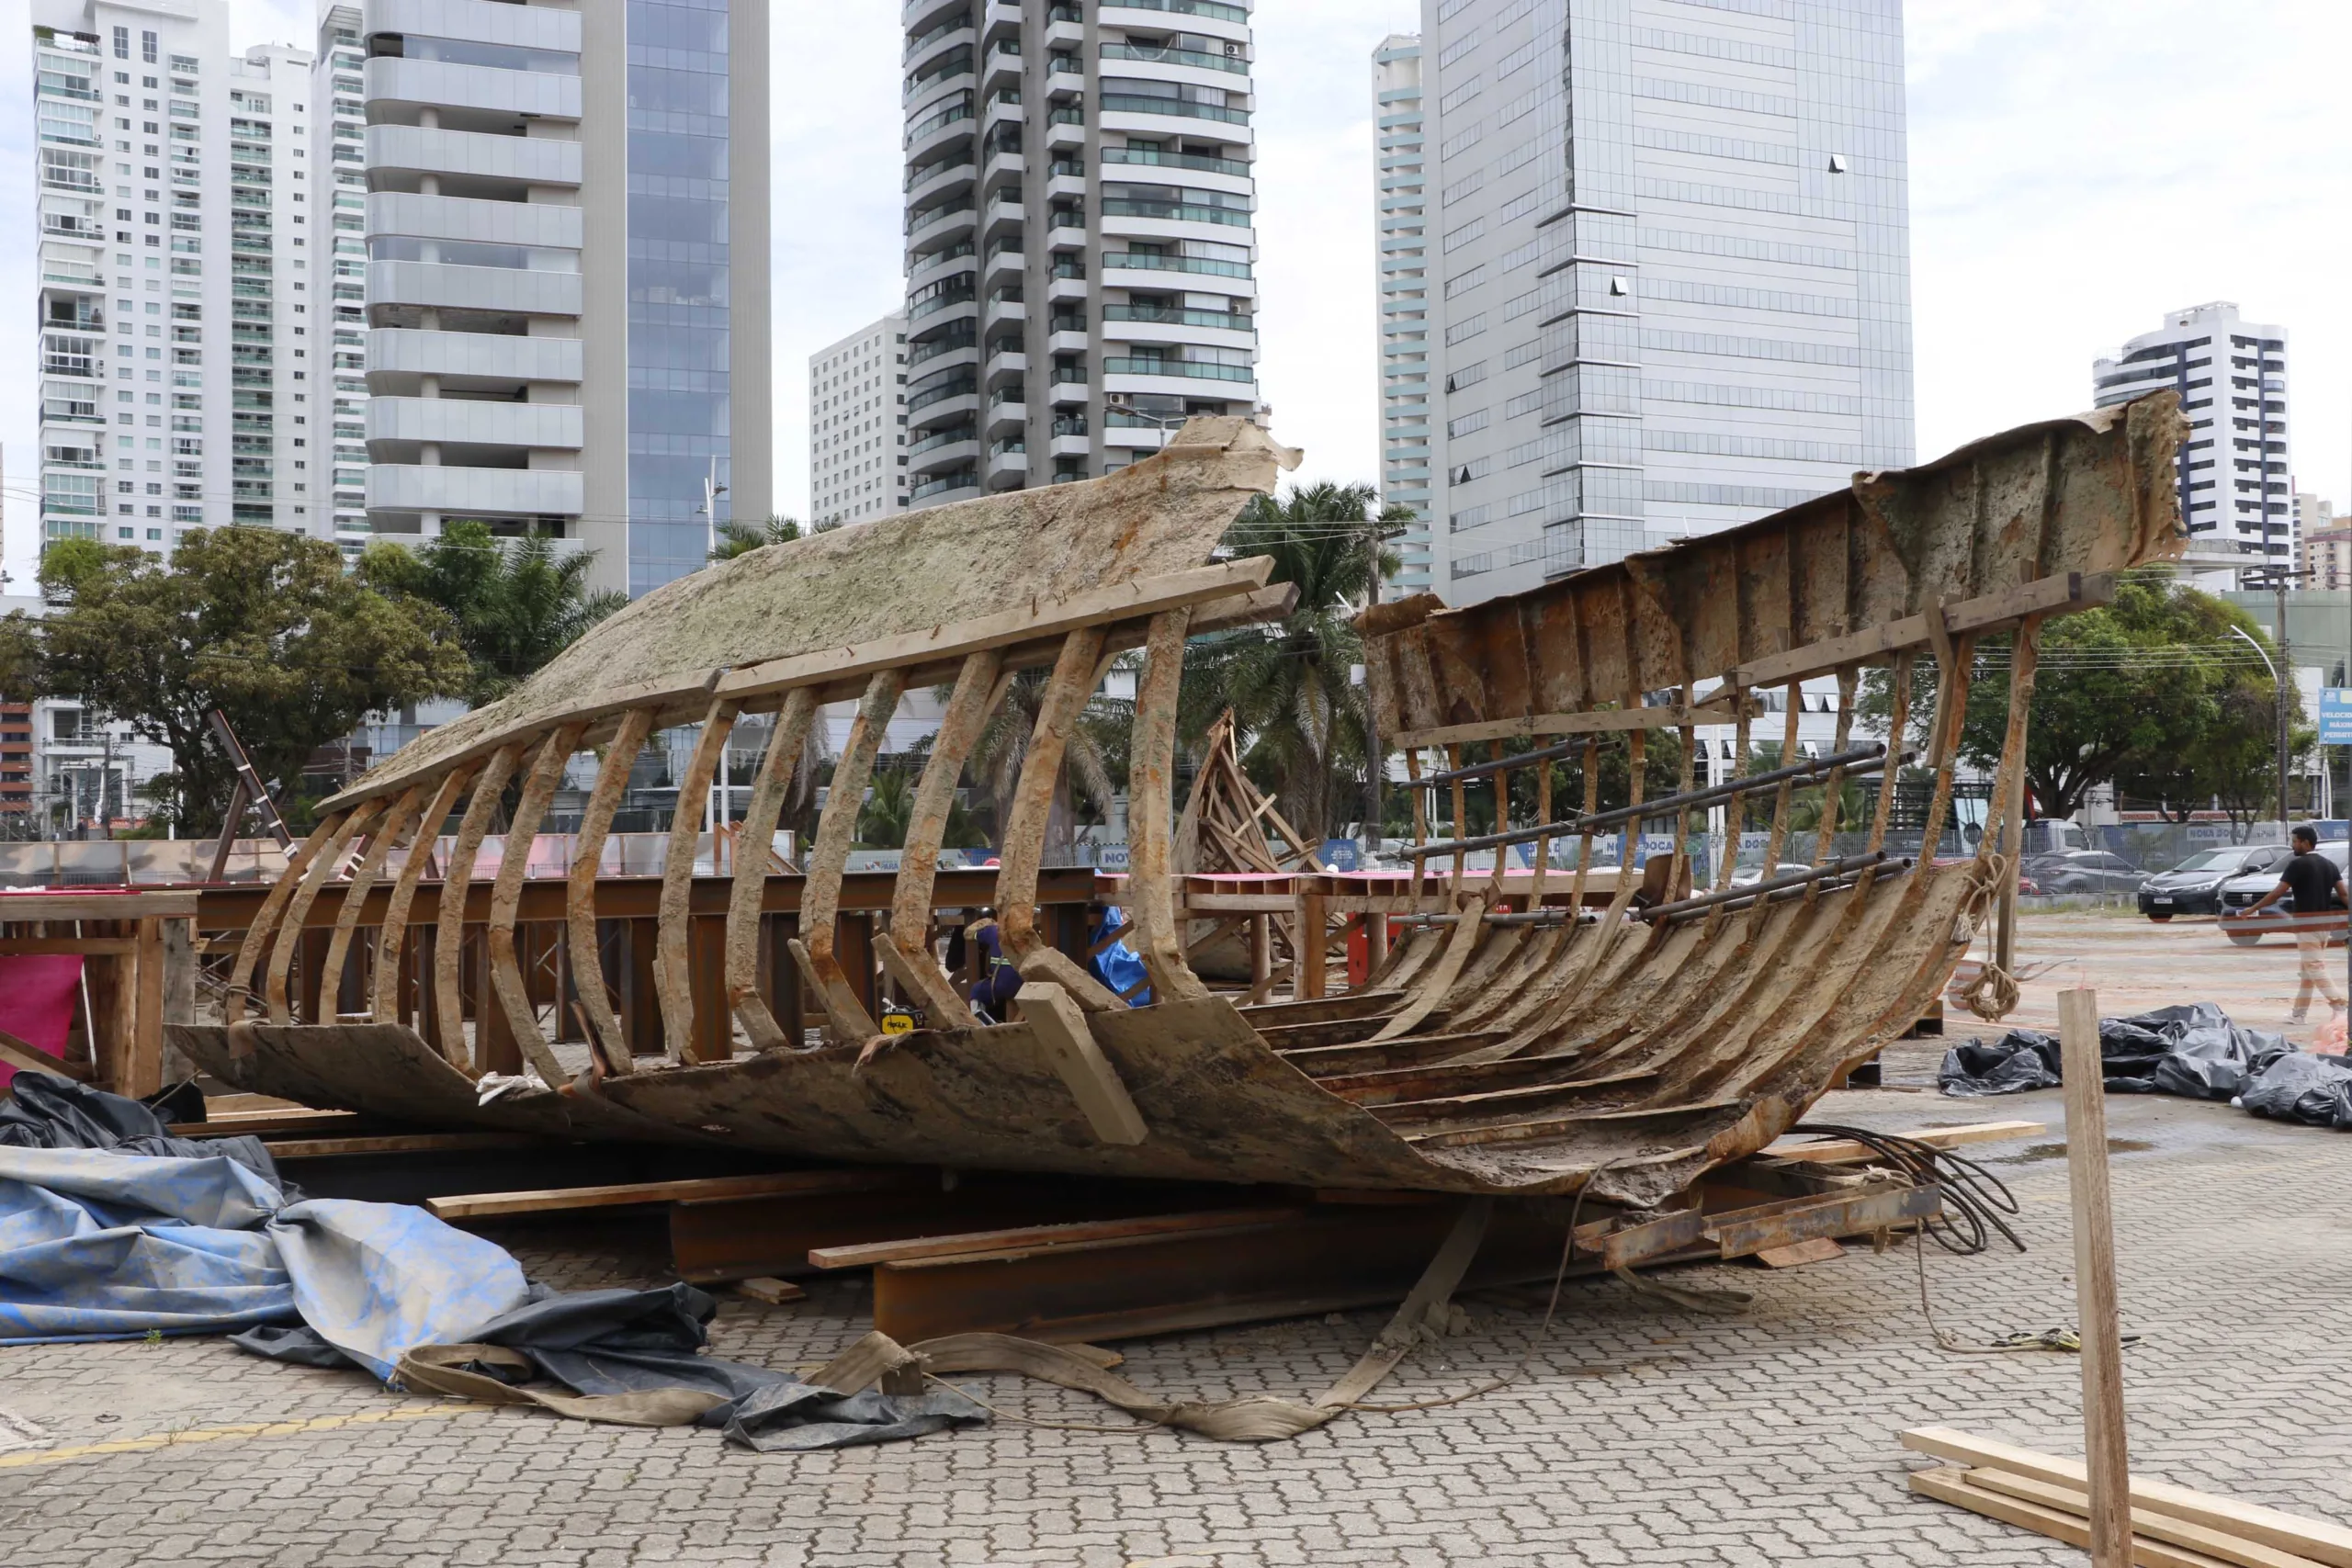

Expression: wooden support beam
xmin=997 ymin=628 xmax=1108 ymax=965
xmin=434 ymin=747 xmax=521 ymax=1067
xmin=1762 ymin=1120 xmax=2045 ymax=1163
xmin=489 ymin=726 xmax=585 ymax=1088
xmin=1017 ymin=981 xmax=1148 ymax=1144
xmin=1907 ymin=1469 xmax=2237 ymax=1568
xmin=725 ymin=689 xmax=819 ymax=1051
xmin=1901 ymin=1428 xmax=2352 ymax=1568
xmin=799 ymin=672 xmax=903 ymax=1043
xmin=1963 ymin=1470 xmax=2324 ymax=1568
xmin=2063 ymin=985 xmax=2132 ymax=1568
xmin=427 ymin=1168 xmax=913 ymax=1222
xmin=370 ymin=764 xmax=473 ymax=1021
xmin=569 ymin=707 xmax=655 ymax=1073
xmin=656 ymin=699 xmax=741 ymax=1061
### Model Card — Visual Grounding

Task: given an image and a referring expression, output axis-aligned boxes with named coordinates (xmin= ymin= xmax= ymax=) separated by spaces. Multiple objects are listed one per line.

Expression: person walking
xmin=2229 ymin=825 xmax=2348 ymax=1024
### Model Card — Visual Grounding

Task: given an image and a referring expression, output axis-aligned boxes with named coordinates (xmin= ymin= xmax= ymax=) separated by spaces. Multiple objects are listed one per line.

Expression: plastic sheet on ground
xmin=1939 ymin=1002 xmax=2352 ymax=1132
xmin=0 ymin=1073 xmax=984 ymax=1450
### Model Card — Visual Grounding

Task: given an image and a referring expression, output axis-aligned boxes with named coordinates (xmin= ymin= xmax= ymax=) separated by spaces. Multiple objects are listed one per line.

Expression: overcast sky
xmin=2 ymin=0 xmax=2344 ymax=590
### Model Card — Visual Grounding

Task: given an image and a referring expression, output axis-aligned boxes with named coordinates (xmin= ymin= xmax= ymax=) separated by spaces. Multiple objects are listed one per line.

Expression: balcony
xmin=1102 ymin=0 xmax=1250 ymax=26
xmin=366 ymin=123 xmax=582 ymax=186
xmin=367 ymin=396 xmax=583 ymax=449
xmin=906 ymin=197 xmax=978 ymax=247
xmin=1101 ymin=42 xmax=1250 ymax=74
xmin=364 ymin=56 xmax=582 ymax=122
xmin=366 ymin=463 xmax=583 ymax=516
xmin=910 ymin=468 xmax=979 ymax=502
xmin=1102 ymin=146 xmax=1251 ymax=179
xmin=362 ymin=0 xmax=582 ymax=52
xmin=1100 ymin=96 xmax=1250 ymax=127
xmin=907 ymin=98 xmax=976 ymax=158
xmin=1102 ymin=249 xmax=1252 ymax=281
xmin=366 ymin=326 xmax=583 ymax=384
xmin=368 ymin=190 xmax=583 ymax=250
xmin=1104 ymin=304 xmax=1255 ymax=333
xmin=368 ymin=259 xmax=583 ymax=316
xmin=1104 ymin=356 xmax=1253 ymax=382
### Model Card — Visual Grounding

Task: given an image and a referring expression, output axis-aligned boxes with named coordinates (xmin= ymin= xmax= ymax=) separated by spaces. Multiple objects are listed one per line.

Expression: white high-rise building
xmin=1406 ymin=0 xmax=1916 ymax=604
xmin=808 ymin=312 xmax=908 ymax=527
xmin=899 ymin=0 xmax=1262 ymax=508
xmin=2094 ymin=302 xmax=2290 ymax=575
xmin=1372 ymin=34 xmax=1430 ymax=600
xmin=314 ymin=5 xmax=369 ymax=556
xmin=359 ymin=0 xmax=773 ymax=597
xmin=33 ymin=1 xmax=326 ymax=556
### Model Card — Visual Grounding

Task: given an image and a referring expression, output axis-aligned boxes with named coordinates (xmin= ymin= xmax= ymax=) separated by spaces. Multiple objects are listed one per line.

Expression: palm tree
xmin=859 ymin=767 xmax=916 ymax=849
xmin=708 ymin=513 xmax=803 ymax=562
xmin=367 ymin=521 xmax=625 ymax=705
xmin=967 ymin=669 xmax=1121 ymax=857
xmin=1180 ymin=482 xmax=1407 ymax=847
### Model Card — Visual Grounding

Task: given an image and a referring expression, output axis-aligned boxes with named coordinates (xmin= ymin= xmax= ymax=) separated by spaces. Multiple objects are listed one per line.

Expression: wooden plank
xmin=1180 ymin=893 xmax=1300 ymax=915
xmin=1017 ymin=981 xmax=1148 ymax=1145
xmin=1731 ymin=572 xmax=2112 ymax=689
xmin=734 ymin=1277 xmax=808 ymax=1305
xmin=267 ymin=1133 xmax=553 ymax=1160
xmin=171 ymin=1109 xmax=360 ymax=1138
xmin=427 ymin=1168 xmax=916 ymax=1221
xmin=0 ymin=1027 xmax=86 ymax=1084
xmin=1901 ymin=1430 xmax=2352 ymax=1568
xmin=1967 ymin=1470 xmax=2328 ymax=1568
xmin=2064 ymin=985 xmax=2132 ymax=1568
xmin=1753 ymin=1237 xmax=1843 ymax=1269
xmin=1762 ymin=1120 xmax=2045 ymax=1163
xmin=1395 ymin=692 xmax=1747 ymax=750
xmin=128 ymin=917 xmax=165 ymax=1099
xmin=1908 ymin=1468 xmax=2245 ymax=1568
xmin=0 ymin=938 xmax=137 ymax=955
xmin=0 ymin=892 xmax=200 ymax=922
xmin=809 ymin=1207 xmax=1312 ymax=1270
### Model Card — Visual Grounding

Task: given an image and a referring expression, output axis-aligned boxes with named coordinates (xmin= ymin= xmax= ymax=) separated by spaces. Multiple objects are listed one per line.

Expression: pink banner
xmin=0 ymin=955 xmax=81 ymax=1090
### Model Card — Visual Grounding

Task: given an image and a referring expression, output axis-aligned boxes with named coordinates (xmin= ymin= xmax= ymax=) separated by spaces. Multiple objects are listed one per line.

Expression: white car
xmin=2218 ymin=840 xmax=2349 ymax=946
xmin=1730 ymin=862 xmax=1815 ymax=888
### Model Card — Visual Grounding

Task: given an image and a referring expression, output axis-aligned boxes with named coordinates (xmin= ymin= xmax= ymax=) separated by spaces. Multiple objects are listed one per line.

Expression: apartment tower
xmin=809 ymin=312 xmax=910 ymax=526
xmin=34 ymin=0 xmax=323 ymax=556
xmin=359 ymin=0 xmax=772 ymax=597
xmin=1372 ymin=34 xmax=1432 ymax=599
xmin=2094 ymin=302 xmax=2290 ymax=575
xmin=1405 ymin=0 xmax=1914 ymax=603
xmin=899 ymin=0 xmax=1261 ymax=508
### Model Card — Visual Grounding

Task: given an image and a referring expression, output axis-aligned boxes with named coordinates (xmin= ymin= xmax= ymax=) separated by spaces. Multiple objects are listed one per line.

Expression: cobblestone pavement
xmin=5 ymin=926 xmax=2350 ymax=1564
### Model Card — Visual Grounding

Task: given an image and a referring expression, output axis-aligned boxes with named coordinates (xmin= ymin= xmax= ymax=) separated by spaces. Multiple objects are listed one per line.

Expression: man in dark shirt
xmin=2233 ymin=826 xmax=2346 ymax=1023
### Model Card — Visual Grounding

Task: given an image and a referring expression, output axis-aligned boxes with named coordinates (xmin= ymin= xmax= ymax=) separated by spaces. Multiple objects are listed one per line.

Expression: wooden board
xmin=808 ymin=1207 xmax=1311 ymax=1271
xmin=427 ymin=1168 xmax=923 ymax=1222
xmin=1763 ymin=1120 xmax=2045 ymax=1163
xmin=1908 ymin=1467 xmax=2245 ymax=1568
xmin=1967 ymin=1470 xmax=2327 ymax=1568
xmin=169 ymin=1108 xmax=364 ymax=1139
xmin=1902 ymin=1430 xmax=2352 ymax=1568
xmin=1753 ymin=1237 xmax=1844 ymax=1269
xmin=267 ymin=1133 xmax=555 ymax=1160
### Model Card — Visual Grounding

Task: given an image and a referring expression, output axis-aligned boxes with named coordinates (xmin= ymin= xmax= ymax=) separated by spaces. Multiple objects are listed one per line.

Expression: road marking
xmin=0 ymin=1402 xmax=492 ymax=1469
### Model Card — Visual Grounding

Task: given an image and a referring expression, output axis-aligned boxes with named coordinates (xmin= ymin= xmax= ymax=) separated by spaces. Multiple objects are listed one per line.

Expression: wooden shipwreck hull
xmin=174 ymin=399 xmax=2185 ymax=1210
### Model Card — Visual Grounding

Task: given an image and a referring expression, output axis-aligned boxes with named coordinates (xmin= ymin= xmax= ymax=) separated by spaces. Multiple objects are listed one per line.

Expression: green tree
xmin=2188 ymin=670 xmax=2312 ymax=838
xmin=1860 ymin=569 xmax=2231 ymax=821
xmin=25 ymin=529 xmax=470 ymax=833
xmin=967 ymin=669 xmax=1120 ymax=854
xmin=708 ymin=513 xmax=803 ymax=562
xmin=361 ymin=522 xmax=625 ymax=705
xmin=1181 ymin=481 xmax=1408 ymax=846
xmin=858 ymin=767 xmax=916 ymax=849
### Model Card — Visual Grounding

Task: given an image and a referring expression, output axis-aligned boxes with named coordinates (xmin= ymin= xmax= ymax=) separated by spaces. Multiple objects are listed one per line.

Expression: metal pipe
xmin=1410 ymin=743 xmax=1891 ymax=863
xmin=1416 ymin=735 xmax=1612 ymax=790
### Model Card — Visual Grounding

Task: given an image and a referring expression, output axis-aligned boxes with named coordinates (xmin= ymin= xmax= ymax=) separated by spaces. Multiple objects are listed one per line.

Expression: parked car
xmin=1729 ymin=862 xmax=1815 ymax=888
xmin=2022 ymin=849 xmax=2149 ymax=896
xmin=2138 ymin=843 xmax=2289 ymax=919
xmin=2219 ymin=840 xmax=2349 ymax=945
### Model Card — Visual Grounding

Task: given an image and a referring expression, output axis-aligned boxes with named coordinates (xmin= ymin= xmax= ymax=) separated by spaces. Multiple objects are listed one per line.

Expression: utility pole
xmin=2242 ymin=562 xmax=2312 ymax=832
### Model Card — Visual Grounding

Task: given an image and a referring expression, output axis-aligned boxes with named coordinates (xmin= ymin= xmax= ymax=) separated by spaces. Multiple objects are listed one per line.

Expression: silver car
xmin=2219 ymin=840 xmax=2350 ymax=946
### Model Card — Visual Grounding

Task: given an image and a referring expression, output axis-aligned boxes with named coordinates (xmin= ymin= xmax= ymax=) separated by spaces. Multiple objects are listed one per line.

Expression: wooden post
xmin=1249 ymin=912 xmax=1272 ymax=1003
xmin=2059 ymin=987 xmax=2130 ymax=1568
xmin=129 ymin=917 xmax=165 ymax=1098
xmin=1297 ymin=886 xmax=1328 ymax=1000
xmin=689 ymin=915 xmax=731 ymax=1063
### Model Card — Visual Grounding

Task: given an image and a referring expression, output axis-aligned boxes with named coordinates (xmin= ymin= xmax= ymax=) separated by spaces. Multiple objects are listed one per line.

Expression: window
xmin=141 ymin=30 xmax=158 ymax=64
xmin=113 ymin=27 xmax=129 ymax=60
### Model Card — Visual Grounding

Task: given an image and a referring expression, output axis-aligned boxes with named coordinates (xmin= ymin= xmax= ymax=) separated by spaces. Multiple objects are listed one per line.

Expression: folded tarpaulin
xmin=0 ymin=1142 xmax=530 ymax=1368
xmin=0 ymin=1073 xmax=986 ymax=1450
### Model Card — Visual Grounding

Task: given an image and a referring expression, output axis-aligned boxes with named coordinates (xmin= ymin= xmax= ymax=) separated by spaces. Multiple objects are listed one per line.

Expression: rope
xmin=1954 ymin=852 xmax=2024 ymax=1021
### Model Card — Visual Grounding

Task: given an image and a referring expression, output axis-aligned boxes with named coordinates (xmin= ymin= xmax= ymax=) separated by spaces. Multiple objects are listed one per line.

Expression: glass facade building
xmin=625 ymin=0 xmax=732 ymax=594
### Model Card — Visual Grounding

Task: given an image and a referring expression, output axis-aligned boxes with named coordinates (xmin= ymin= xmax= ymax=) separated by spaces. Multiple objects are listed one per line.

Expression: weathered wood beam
xmin=1128 ymin=606 xmax=1207 ymax=1005
xmin=724 ymin=689 xmax=818 ymax=1052
xmin=265 ymin=805 xmax=376 ymax=1024
xmin=433 ymin=744 xmax=522 ymax=1068
xmin=368 ymin=764 xmax=473 ymax=1022
xmin=997 ymin=628 xmax=1109 ymax=965
xmin=879 ymin=649 xmax=1003 ymax=1029
xmin=797 ymin=670 xmax=905 ymax=1043
xmin=655 ymin=699 xmax=741 ymax=1063
xmin=568 ymin=707 xmax=655 ymax=1073
xmin=488 ymin=725 xmax=584 ymax=1087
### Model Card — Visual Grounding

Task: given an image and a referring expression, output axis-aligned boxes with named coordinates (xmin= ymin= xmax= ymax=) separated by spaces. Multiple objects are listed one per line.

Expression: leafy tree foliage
xmin=17 ymin=529 xmax=470 ymax=833
xmin=708 ymin=514 xmax=803 ymax=562
xmin=360 ymin=522 xmax=624 ymax=705
xmin=1181 ymin=481 xmax=1408 ymax=845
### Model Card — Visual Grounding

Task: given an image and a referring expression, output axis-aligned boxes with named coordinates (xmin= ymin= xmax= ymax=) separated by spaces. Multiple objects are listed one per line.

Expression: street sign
xmin=2323 ymin=689 xmax=2352 ymax=746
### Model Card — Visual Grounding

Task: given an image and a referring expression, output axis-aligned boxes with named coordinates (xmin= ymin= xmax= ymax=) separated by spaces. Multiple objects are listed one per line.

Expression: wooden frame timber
xmin=172 ymin=400 xmax=2185 ymax=1212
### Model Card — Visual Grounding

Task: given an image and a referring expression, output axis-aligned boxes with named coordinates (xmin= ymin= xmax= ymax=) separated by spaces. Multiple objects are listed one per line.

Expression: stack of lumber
xmin=1905 ymin=1427 xmax=2352 ymax=1568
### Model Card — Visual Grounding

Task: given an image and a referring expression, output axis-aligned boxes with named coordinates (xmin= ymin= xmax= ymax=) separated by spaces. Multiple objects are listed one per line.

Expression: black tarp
xmin=0 ymin=1073 xmax=277 ymax=1179
xmin=1940 ymin=1002 xmax=2352 ymax=1132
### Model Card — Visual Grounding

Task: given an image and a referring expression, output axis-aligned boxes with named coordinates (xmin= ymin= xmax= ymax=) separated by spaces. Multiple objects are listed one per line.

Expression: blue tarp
xmin=0 ymin=1143 xmax=529 ymax=1375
